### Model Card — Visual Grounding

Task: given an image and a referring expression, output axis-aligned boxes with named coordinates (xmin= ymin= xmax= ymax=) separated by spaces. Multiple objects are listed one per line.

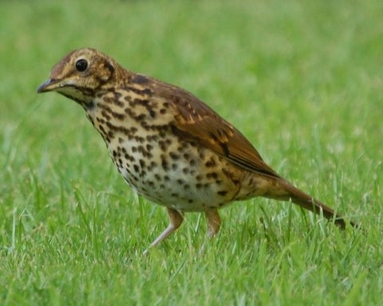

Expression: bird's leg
xmin=143 ymin=208 xmax=183 ymax=255
xmin=205 ymin=209 xmax=221 ymax=238
xmin=199 ymin=209 xmax=221 ymax=254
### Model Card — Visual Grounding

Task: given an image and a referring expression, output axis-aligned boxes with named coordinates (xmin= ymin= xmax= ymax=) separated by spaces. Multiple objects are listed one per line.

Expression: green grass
xmin=1 ymin=0 xmax=382 ymax=304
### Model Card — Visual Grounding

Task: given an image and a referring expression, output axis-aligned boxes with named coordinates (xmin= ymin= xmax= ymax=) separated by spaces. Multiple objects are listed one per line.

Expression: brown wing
xmin=155 ymin=81 xmax=282 ymax=179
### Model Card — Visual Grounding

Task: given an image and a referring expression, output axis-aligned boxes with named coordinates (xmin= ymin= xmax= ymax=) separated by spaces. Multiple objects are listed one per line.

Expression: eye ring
xmin=75 ymin=59 xmax=88 ymax=72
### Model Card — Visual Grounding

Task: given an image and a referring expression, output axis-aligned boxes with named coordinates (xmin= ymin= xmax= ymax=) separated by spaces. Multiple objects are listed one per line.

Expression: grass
xmin=1 ymin=0 xmax=382 ymax=304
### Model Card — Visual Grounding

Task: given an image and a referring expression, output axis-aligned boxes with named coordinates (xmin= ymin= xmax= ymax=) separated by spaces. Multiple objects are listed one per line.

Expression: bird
xmin=37 ymin=48 xmax=356 ymax=251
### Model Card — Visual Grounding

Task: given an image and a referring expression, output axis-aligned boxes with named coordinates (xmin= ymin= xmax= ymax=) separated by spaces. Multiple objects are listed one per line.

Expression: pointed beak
xmin=36 ymin=79 xmax=62 ymax=93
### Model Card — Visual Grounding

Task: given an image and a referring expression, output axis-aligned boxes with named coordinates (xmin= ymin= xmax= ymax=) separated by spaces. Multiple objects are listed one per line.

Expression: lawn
xmin=1 ymin=0 xmax=382 ymax=305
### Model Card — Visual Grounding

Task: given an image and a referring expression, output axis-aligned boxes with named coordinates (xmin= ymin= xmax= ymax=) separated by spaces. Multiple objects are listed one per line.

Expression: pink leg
xmin=205 ymin=209 xmax=221 ymax=238
xmin=144 ymin=208 xmax=183 ymax=254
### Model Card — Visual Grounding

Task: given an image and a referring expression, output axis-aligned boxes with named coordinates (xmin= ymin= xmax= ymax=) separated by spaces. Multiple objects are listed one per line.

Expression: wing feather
xmin=153 ymin=81 xmax=282 ymax=179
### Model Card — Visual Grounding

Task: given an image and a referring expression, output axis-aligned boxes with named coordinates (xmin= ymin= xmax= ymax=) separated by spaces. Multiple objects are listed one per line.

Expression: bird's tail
xmin=274 ymin=179 xmax=357 ymax=229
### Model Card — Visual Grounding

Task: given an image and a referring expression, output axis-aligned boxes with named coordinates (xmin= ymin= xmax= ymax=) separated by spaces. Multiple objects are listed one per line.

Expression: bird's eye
xmin=75 ymin=59 xmax=88 ymax=72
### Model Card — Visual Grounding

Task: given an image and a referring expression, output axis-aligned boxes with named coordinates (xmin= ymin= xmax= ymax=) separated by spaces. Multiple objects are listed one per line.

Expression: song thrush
xmin=37 ymin=48 xmax=356 ymax=250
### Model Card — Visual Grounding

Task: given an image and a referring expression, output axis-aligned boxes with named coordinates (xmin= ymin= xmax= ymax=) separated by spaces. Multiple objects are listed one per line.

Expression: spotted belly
xmin=108 ymin=135 xmax=242 ymax=212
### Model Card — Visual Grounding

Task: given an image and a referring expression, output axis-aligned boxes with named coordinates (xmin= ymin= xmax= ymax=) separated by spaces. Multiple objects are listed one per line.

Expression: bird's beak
xmin=36 ymin=78 xmax=62 ymax=93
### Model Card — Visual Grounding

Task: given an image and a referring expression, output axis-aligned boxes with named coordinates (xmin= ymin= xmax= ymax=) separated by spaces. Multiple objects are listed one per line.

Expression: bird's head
xmin=37 ymin=48 xmax=117 ymax=106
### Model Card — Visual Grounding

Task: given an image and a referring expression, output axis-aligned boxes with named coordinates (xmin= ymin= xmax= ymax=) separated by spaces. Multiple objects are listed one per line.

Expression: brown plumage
xmin=37 ymin=48 xmax=356 ymax=251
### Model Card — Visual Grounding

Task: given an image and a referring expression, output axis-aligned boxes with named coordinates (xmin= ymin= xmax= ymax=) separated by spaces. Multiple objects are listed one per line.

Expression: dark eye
xmin=75 ymin=59 xmax=88 ymax=72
